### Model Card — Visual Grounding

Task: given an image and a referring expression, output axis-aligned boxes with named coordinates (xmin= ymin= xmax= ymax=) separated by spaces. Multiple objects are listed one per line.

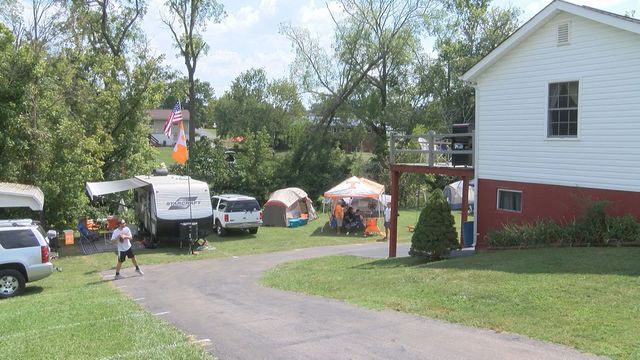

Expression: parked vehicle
xmin=0 ymin=219 xmax=55 ymax=298
xmin=211 ymin=194 xmax=262 ymax=236
xmin=85 ymin=171 xmax=213 ymax=243
xmin=0 ymin=182 xmax=57 ymax=299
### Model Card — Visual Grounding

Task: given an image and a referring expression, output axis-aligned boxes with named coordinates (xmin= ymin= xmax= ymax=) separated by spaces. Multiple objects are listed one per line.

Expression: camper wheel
xmin=215 ymin=220 xmax=227 ymax=237
xmin=248 ymin=227 xmax=258 ymax=235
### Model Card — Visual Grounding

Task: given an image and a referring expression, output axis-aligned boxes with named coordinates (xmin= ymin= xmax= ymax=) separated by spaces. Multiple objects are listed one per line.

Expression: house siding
xmin=476 ymin=179 xmax=640 ymax=249
xmin=473 ymin=11 xmax=640 ymax=248
xmin=476 ymin=12 xmax=640 ymax=191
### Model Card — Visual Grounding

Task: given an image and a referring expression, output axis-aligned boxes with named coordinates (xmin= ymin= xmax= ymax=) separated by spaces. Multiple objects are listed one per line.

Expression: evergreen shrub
xmin=409 ymin=190 xmax=459 ymax=260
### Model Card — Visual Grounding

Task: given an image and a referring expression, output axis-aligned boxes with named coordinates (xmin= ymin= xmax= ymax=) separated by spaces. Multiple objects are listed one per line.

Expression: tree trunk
xmin=188 ymin=70 xmax=196 ymax=147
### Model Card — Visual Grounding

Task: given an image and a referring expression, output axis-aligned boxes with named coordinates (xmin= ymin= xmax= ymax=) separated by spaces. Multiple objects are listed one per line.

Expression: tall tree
xmin=162 ymin=0 xmax=225 ymax=145
xmin=281 ymin=0 xmax=429 ymax=129
xmin=161 ymin=75 xmax=216 ymax=127
xmin=422 ymin=0 xmax=520 ymax=126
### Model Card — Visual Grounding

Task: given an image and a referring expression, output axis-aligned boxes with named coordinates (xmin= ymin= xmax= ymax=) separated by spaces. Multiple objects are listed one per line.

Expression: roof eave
xmin=461 ymin=0 xmax=640 ymax=82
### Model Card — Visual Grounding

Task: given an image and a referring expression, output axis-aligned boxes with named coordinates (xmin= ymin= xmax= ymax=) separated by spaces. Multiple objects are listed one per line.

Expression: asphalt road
xmin=104 ymin=242 xmax=606 ymax=360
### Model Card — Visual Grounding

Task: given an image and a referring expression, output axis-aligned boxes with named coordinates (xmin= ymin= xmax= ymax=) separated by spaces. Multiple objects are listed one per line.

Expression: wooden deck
xmin=387 ymin=131 xmax=474 ymax=258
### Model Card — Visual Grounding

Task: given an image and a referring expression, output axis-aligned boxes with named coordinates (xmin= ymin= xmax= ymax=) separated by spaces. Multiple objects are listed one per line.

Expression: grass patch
xmin=0 ymin=255 xmax=212 ymax=360
xmin=156 ymin=146 xmax=176 ymax=166
xmin=261 ymin=247 xmax=640 ymax=359
xmin=1 ymin=209 xmax=451 ymax=360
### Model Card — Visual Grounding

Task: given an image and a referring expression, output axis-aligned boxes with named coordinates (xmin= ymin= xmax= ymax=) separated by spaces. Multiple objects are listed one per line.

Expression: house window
xmin=497 ymin=189 xmax=522 ymax=212
xmin=548 ymin=81 xmax=578 ymax=137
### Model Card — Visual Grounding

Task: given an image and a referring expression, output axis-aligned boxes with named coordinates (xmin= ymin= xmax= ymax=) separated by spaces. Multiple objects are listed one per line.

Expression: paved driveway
xmin=105 ymin=243 xmax=605 ymax=360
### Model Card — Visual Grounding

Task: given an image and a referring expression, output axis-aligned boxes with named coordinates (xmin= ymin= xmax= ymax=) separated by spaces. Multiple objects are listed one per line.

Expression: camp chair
xmin=77 ymin=223 xmax=99 ymax=242
xmin=364 ymin=218 xmax=382 ymax=237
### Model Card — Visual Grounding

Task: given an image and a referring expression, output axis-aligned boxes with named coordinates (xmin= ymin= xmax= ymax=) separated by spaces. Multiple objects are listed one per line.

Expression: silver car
xmin=0 ymin=219 xmax=54 ymax=299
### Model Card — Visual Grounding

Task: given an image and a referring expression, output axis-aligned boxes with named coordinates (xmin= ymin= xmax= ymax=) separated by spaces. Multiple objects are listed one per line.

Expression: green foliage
xmin=214 ymin=69 xmax=305 ymax=150
xmin=487 ymin=201 xmax=640 ymax=248
xmin=422 ymin=2 xmax=521 ymax=126
xmin=171 ymin=136 xmax=235 ymax=193
xmin=607 ymin=215 xmax=640 ymax=243
xmin=276 ymin=133 xmax=350 ymax=202
xmin=409 ymin=190 xmax=459 ymax=260
xmin=573 ymin=199 xmax=608 ymax=245
xmin=487 ymin=220 xmax=571 ymax=248
xmin=234 ymin=130 xmax=276 ymax=203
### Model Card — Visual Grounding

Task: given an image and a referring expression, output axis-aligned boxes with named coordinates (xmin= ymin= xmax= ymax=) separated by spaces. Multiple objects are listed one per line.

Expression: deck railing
xmin=389 ymin=130 xmax=474 ymax=167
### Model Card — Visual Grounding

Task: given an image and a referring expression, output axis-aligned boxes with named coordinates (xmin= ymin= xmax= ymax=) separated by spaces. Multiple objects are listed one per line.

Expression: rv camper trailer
xmin=85 ymin=174 xmax=213 ymax=242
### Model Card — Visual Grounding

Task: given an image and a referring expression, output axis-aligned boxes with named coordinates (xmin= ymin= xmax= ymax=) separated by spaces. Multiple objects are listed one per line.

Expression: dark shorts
xmin=118 ymin=248 xmax=135 ymax=263
xmin=384 ymin=221 xmax=390 ymax=229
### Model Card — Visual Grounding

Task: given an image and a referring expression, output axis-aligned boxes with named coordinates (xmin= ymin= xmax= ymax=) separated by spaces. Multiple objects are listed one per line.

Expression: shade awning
xmin=0 ymin=182 xmax=45 ymax=211
xmin=85 ymin=178 xmax=149 ymax=200
xmin=323 ymin=176 xmax=385 ymax=199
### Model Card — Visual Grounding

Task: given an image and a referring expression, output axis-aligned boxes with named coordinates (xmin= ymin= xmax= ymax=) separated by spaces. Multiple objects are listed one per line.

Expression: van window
xmin=226 ymin=200 xmax=260 ymax=212
xmin=0 ymin=229 xmax=40 ymax=249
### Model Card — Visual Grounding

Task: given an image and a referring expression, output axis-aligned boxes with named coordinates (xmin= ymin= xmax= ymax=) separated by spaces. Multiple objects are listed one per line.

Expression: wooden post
xmin=461 ymin=176 xmax=469 ymax=247
xmin=427 ymin=130 xmax=435 ymax=166
xmin=389 ymin=169 xmax=400 ymax=258
xmin=389 ymin=132 xmax=396 ymax=165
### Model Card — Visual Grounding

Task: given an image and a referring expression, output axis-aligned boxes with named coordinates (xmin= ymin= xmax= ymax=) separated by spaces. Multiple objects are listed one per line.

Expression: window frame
xmin=547 ymin=80 xmax=580 ymax=139
xmin=496 ymin=189 xmax=523 ymax=213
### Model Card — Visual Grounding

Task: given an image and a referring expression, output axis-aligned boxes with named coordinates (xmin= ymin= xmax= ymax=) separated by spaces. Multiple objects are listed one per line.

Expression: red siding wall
xmin=476 ymin=179 xmax=640 ymax=249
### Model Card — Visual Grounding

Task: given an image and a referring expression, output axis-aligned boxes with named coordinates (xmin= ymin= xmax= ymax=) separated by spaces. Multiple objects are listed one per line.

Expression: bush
xmin=607 ymin=215 xmax=640 ymax=243
xmin=487 ymin=220 xmax=568 ymax=248
xmin=574 ymin=200 xmax=608 ymax=245
xmin=409 ymin=191 xmax=459 ymax=260
xmin=487 ymin=200 xmax=640 ymax=248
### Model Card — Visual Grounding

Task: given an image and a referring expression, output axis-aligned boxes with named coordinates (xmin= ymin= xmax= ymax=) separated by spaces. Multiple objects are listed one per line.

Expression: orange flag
xmin=172 ymin=121 xmax=188 ymax=165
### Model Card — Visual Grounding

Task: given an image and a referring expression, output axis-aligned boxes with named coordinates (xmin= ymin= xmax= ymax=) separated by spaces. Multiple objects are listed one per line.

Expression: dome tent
xmin=443 ymin=179 xmax=475 ymax=210
xmin=263 ymin=187 xmax=318 ymax=227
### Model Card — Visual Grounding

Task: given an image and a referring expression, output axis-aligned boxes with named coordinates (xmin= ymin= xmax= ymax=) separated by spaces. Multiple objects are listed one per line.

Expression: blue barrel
xmin=462 ymin=221 xmax=474 ymax=247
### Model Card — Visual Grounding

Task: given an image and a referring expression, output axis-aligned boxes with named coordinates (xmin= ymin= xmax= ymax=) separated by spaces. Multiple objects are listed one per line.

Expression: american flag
xmin=163 ymin=100 xmax=183 ymax=137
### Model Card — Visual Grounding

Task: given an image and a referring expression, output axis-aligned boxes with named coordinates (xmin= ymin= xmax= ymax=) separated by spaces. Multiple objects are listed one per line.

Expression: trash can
xmin=63 ymin=230 xmax=74 ymax=245
xmin=179 ymin=222 xmax=198 ymax=244
xmin=462 ymin=221 xmax=474 ymax=247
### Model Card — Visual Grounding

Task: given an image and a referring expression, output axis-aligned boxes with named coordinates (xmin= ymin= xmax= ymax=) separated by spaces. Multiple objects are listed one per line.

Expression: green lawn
xmin=261 ymin=247 xmax=640 ymax=360
xmin=157 ymin=146 xmax=175 ymax=165
xmin=0 ymin=210 xmax=439 ymax=360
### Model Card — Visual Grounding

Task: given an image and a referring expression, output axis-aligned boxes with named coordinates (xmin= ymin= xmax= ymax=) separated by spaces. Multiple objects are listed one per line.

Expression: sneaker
xmin=114 ymin=274 xmax=124 ymax=280
xmin=135 ymin=268 xmax=144 ymax=275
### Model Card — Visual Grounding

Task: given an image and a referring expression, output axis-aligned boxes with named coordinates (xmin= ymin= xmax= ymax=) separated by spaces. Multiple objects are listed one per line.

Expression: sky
xmin=140 ymin=0 xmax=640 ymax=97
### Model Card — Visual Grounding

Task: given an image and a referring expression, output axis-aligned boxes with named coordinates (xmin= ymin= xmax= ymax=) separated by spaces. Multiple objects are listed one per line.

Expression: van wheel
xmin=249 ymin=228 xmax=258 ymax=235
xmin=0 ymin=269 xmax=26 ymax=299
xmin=215 ymin=220 xmax=227 ymax=237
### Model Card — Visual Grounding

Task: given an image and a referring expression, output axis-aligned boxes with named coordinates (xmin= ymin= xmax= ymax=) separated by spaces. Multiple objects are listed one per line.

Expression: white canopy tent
xmin=323 ymin=177 xmax=386 ymax=217
xmin=0 ymin=182 xmax=45 ymax=211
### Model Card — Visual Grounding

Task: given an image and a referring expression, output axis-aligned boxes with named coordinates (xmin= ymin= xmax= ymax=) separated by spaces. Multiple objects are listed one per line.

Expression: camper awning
xmin=85 ymin=178 xmax=149 ymax=200
xmin=0 ymin=182 xmax=45 ymax=211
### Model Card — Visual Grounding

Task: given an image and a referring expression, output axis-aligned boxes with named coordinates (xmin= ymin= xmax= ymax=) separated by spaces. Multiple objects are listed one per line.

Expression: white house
xmin=461 ymin=0 xmax=640 ymax=248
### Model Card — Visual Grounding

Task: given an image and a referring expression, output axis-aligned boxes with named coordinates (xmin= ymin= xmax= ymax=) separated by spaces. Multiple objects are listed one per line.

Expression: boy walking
xmin=111 ymin=219 xmax=143 ymax=279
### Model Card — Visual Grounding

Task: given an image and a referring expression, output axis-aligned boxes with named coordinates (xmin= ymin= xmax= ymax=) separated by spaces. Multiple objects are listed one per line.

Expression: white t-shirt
xmin=384 ymin=207 xmax=391 ymax=222
xmin=111 ymin=226 xmax=132 ymax=252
